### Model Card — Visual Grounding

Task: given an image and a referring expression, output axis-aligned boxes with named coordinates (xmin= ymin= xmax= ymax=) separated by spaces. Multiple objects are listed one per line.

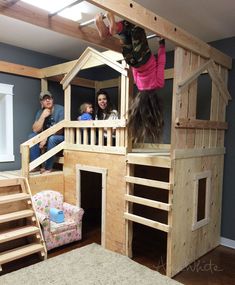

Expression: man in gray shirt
xmin=29 ymin=90 xmax=64 ymax=173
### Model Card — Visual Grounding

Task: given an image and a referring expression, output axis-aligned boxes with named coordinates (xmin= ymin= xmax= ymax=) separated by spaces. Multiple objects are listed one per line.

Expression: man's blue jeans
xmin=29 ymin=132 xmax=64 ymax=170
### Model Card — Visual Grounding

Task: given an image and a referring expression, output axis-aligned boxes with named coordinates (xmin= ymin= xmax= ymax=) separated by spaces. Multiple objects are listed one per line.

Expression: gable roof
xmin=61 ymin=47 xmax=127 ymax=89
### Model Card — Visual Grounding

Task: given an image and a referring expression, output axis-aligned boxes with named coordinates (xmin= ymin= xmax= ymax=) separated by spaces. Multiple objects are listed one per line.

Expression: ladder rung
xmin=126 ymin=176 xmax=172 ymax=190
xmin=0 ymin=226 xmax=40 ymax=243
xmin=0 ymin=193 xmax=31 ymax=204
xmin=0 ymin=243 xmax=44 ymax=265
xmin=127 ymin=153 xmax=171 ymax=168
xmin=125 ymin=194 xmax=171 ymax=211
xmin=0 ymin=210 xmax=34 ymax=223
xmin=124 ymin=212 xmax=170 ymax=233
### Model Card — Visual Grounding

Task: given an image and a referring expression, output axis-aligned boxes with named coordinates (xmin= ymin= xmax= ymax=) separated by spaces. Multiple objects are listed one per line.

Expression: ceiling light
xmin=21 ymin=0 xmax=82 ymax=21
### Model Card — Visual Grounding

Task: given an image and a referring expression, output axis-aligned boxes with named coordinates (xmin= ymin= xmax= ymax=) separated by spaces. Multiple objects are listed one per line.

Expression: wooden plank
xmin=175 ymin=118 xmax=228 ymax=130
xmin=61 ymin=51 xmax=92 ymax=89
xmin=0 ymin=193 xmax=30 ymax=204
xmin=125 ymin=194 xmax=171 ymax=211
xmin=87 ymin=0 xmax=231 ymax=69
xmin=65 ymin=143 xmax=126 ymax=155
xmin=0 ymin=243 xmax=44 ymax=264
xmin=0 ymin=226 xmax=39 ymax=243
xmin=20 ymin=145 xmax=30 ymax=178
xmin=177 ymin=59 xmax=212 ymax=94
xmin=66 ymin=119 xmax=126 ymax=128
xmin=41 ymin=50 xmax=123 ymax=78
xmin=0 ymin=60 xmax=41 ymax=78
xmin=208 ymin=61 xmax=231 ymax=102
xmin=29 ymin=142 xmax=64 ymax=171
xmin=21 ymin=120 xmax=65 ymax=147
xmin=124 ymin=212 xmax=170 ymax=233
xmin=173 ymin=147 xmax=225 ymax=159
xmin=127 ymin=153 xmax=171 ymax=168
xmin=125 ymin=164 xmax=134 ymax=257
xmin=0 ymin=178 xmax=21 ymax=187
xmin=0 ymin=1 xmax=121 ymax=53
xmin=186 ymin=52 xmax=198 ymax=148
xmin=0 ymin=209 xmax=34 ymax=223
xmin=40 ymin=60 xmax=77 ymax=78
xmin=126 ymin=176 xmax=172 ymax=191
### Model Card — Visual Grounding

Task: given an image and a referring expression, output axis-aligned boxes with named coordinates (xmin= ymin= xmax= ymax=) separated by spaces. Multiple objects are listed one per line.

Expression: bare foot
xmin=106 ymin=12 xmax=117 ymax=35
xmin=40 ymin=168 xmax=46 ymax=174
xmin=30 ymin=167 xmax=41 ymax=173
xmin=41 ymin=169 xmax=52 ymax=174
xmin=95 ymin=13 xmax=109 ymax=39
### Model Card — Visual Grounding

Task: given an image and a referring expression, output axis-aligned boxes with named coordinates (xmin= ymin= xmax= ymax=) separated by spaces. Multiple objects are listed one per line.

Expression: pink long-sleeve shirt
xmin=132 ymin=45 xmax=166 ymax=91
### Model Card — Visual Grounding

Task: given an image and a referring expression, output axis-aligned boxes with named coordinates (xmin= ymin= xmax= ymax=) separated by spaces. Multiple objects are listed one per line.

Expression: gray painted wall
xmin=210 ymin=37 xmax=235 ymax=241
xmin=0 ymin=37 xmax=234 ymax=242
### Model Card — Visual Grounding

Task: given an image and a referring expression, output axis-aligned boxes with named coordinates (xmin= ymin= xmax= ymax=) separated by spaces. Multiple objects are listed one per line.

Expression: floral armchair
xmin=32 ymin=190 xmax=84 ymax=251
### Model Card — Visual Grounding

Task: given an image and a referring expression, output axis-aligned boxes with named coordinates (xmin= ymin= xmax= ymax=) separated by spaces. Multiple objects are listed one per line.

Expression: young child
xmin=95 ymin=13 xmax=166 ymax=143
xmin=78 ymin=102 xmax=93 ymax=121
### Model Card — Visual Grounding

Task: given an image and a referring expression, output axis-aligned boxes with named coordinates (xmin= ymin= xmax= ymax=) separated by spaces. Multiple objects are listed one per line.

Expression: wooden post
xmin=21 ymin=145 xmax=30 ymax=178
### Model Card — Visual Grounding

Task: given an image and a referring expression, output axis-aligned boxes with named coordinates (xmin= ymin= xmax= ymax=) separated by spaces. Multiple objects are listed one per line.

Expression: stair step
xmin=0 ymin=226 xmax=40 ymax=243
xmin=0 ymin=243 xmax=44 ymax=265
xmin=0 ymin=209 xmax=34 ymax=223
xmin=0 ymin=193 xmax=31 ymax=204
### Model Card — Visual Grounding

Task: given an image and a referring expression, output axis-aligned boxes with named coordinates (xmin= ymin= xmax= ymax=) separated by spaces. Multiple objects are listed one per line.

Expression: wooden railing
xmin=20 ymin=119 xmax=127 ymax=178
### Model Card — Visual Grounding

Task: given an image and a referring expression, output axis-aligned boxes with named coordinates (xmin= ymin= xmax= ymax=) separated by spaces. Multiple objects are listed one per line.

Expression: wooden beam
xmin=0 ymin=0 xmax=20 ymax=8
xmin=175 ymin=118 xmax=228 ymax=130
xmin=87 ymin=0 xmax=232 ymax=69
xmin=173 ymin=147 xmax=225 ymax=159
xmin=49 ymin=75 xmax=95 ymax=89
xmin=0 ymin=60 xmax=41 ymax=78
xmin=177 ymin=60 xmax=212 ymax=94
xmin=40 ymin=60 xmax=78 ymax=78
xmin=207 ymin=62 xmax=232 ymax=103
xmin=0 ymin=1 xmax=121 ymax=53
xmin=0 ymin=60 xmax=95 ymax=88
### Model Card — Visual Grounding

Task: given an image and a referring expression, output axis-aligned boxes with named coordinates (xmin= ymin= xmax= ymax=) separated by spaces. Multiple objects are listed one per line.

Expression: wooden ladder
xmin=0 ymin=177 xmax=47 ymax=271
xmin=125 ymin=152 xmax=173 ymax=255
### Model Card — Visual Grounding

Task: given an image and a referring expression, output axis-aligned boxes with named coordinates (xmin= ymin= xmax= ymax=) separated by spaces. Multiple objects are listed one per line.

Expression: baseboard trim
xmin=220 ymin=237 xmax=235 ymax=249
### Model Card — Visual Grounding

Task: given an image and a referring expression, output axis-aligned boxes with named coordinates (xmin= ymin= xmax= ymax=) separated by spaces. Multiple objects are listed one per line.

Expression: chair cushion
xmin=50 ymin=220 xmax=77 ymax=234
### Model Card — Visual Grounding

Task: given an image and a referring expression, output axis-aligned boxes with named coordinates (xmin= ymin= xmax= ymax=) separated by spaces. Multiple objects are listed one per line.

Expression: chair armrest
xmin=63 ymin=202 xmax=84 ymax=223
xmin=35 ymin=212 xmax=50 ymax=229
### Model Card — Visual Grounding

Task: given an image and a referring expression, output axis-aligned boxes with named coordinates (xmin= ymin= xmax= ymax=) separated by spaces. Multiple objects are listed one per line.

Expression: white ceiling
xmin=0 ymin=0 xmax=235 ymax=60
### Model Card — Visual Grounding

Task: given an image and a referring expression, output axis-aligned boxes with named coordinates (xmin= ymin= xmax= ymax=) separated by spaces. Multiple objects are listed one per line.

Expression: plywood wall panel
xmin=169 ymin=155 xmax=223 ymax=276
xmin=28 ymin=173 xmax=64 ymax=195
xmin=63 ymin=150 xmax=127 ymax=254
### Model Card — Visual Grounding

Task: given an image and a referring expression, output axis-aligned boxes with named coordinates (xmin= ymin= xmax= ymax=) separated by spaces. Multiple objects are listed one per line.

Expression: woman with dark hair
xmin=95 ymin=89 xmax=118 ymax=120
xmin=95 ymin=89 xmax=118 ymax=146
xmin=95 ymin=12 xmax=166 ymax=143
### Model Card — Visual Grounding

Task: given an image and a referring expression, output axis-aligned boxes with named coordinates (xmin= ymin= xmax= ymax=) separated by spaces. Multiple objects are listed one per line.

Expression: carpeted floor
xmin=0 ymin=243 xmax=182 ymax=285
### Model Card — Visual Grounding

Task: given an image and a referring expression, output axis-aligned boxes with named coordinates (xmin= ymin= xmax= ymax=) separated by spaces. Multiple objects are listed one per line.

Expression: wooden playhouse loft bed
xmin=0 ymin=0 xmax=232 ymax=278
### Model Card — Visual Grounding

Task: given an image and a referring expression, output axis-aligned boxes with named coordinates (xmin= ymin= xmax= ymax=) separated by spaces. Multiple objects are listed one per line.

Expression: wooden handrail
xmin=20 ymin=119 xmax=127 ymax=177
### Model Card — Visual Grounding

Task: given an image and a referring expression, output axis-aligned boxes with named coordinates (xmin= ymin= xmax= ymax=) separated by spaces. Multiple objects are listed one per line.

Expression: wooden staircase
xmin=0 ymin=177 xmax=47 ymax=271
xmin=125 ymin=151 xmax=172 ymax=252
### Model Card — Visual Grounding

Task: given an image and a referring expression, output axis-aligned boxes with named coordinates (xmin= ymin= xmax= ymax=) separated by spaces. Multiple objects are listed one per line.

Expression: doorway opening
xmin=76 ymin=165 xmax=107 ymax=247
